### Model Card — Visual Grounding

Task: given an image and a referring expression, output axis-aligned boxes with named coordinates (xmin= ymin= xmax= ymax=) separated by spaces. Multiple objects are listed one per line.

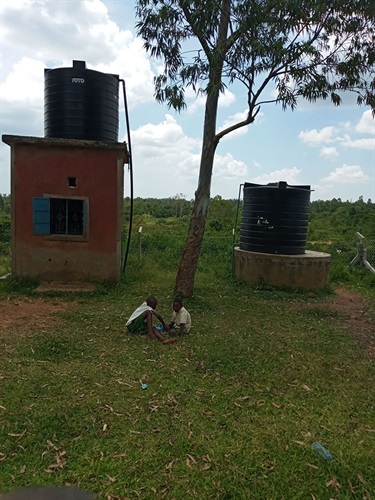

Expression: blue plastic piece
xmin=155 ymin=325 xmax=164 ymax=331
xmin=141 ymin=383 xmax=148 ymax=390
xmin=312 ymin=441 xmax=334 ymax=460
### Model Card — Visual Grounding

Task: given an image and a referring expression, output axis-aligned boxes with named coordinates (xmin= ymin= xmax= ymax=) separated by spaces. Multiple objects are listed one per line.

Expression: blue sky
xmin=1 ymin=0 xmax=374 ymax=202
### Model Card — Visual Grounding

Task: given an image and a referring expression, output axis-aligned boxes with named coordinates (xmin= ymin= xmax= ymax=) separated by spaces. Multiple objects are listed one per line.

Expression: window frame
xmin=33 ymin=195 xmax=89 ymax=241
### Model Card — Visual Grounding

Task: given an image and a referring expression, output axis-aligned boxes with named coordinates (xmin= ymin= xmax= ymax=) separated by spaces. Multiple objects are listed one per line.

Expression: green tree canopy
xmin=136 ymin=0 xmax=375 ymax=296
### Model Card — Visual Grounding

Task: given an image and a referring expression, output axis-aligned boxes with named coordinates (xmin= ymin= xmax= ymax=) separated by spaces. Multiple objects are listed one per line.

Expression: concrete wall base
xmin=234 ymin=247 xmax=331 ymax=289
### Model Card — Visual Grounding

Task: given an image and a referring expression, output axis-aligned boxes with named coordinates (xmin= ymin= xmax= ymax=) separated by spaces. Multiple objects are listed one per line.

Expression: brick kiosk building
xmin=2 ymin=135 xmax=129 ymax=282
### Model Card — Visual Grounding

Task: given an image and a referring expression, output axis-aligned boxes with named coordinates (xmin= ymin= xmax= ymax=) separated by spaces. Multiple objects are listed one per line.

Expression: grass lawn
xmin=0 ymin=255 xmax=11 ymax=277
xmin=0 ymin=264 xmax=374 ymax=499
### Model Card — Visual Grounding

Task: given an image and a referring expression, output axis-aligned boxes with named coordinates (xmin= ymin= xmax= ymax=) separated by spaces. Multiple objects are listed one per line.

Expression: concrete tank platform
xmin=234 ymin=247 xmax=331 ymax=289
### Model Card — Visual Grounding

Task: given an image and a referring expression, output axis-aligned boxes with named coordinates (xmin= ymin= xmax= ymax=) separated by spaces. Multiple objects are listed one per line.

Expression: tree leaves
xmin=136 ymin=0 xmax=375 ymax=115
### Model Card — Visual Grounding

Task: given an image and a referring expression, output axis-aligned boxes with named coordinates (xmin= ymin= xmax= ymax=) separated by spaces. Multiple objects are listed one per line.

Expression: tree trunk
xmin=174 ymin=94 xmax=219 ymax=297
xmin=174 ymin=0 xmax=231 ymax=297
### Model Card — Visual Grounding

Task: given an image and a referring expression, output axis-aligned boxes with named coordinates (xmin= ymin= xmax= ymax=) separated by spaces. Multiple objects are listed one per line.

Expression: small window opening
xmin=68 ymin=177 xmax=77 ymax=188
xmin=50 ymin=198 xmax=85 ymax=235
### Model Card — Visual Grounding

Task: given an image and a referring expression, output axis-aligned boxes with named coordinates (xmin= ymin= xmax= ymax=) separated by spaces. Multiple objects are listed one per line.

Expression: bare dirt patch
xmin=291 ymin=287 xmax=375 ymax=358
xmin=0 ymin=298 xmax=73 ymax=337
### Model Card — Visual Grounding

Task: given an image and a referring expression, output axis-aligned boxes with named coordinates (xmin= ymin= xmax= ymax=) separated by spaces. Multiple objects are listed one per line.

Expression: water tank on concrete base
xmin=44 ymin=60 xmax=119 ymax=142
xmin=240 ymin=181 xmax=311 ymax=255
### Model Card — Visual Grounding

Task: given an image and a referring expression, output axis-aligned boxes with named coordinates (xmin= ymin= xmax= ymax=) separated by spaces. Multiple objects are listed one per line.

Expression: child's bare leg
xmin=147 ymin=329 xmax=159 ymax=340
xmin=152 ymin=327 xmax=165 ymax=341
xmin=145 ymin=311 xmax=158 ymax=340
xmin=144 ymin=311 xmax=164 ymax=341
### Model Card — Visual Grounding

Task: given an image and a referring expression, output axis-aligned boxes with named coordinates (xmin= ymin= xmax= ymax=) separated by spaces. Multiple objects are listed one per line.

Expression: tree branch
xmin=214 ymin=107 xmax=260 ymax=142
xmin=179 ymin=2 xmax=213 ymax=60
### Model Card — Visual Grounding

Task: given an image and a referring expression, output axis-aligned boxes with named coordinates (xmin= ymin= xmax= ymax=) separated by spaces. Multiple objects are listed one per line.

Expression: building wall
xmin=6 ymin=136 xmax=127 ymax=282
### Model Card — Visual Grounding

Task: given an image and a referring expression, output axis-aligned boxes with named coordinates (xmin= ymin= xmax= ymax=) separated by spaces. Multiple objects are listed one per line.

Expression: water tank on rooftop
xmin=240 ymin=181 xmax=311 ymax=255
xmin=44 ymin=60 xmax=119 ymax=142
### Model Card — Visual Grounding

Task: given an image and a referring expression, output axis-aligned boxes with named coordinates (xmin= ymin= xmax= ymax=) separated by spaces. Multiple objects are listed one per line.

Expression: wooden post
xmin=138 ymin=226 xmax=142 ymax=261
xmin=349 ymin=232 xmax=375 ymax=274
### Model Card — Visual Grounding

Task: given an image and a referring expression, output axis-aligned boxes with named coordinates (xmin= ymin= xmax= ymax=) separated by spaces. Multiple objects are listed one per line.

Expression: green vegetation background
xmin=1 ymin=192 xmax=375 ymax=279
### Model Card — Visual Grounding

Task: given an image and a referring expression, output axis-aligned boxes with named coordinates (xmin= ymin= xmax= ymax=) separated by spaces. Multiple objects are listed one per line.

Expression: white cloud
xmin=0 ymin=0 xmax=155 ymax=109
xmin=186 ymin=92 xmax=206 ymax=114
xmin=319 ymin=147 xmax=339 ymax=160
xmin=130 ymin=115 xmax=249 ymax=197
xmin=219 ymin=90 xmax=236 ymax=108
xmin=339 ymin=121 xmax=354 ymax=132
xmin=132 ymin=114 xmax=198 ymax=155
xmin=129 ymin=115 xmax=200 ymax=196
xmin=252 ymin=167 xmax=302 ymax=186
xmin=176 ymin=152 xmax=248 ymax=184
xmin=175 ymin=154 xmax=202 ymax=183
xmin=0 ymin=57 xmax=45 ymax=105
xmin=355 ymin=110 xmax=375 ymax=135
xmin=213 ymin=153 xmax=248 ymax=179
xmin=320 ymin=164 xmax=369 ymax=185
xmin=84 ymin=0 xmax=108 ymax=15
xmin=134 ymin=114 xmax=178 ymax=141
xmin=341 ymin=137 xmax=375 ymax=150
xmin=298 ymin=126 xmax=336 ymax=146
xmin=186 ymin=89 xmax=236 ymax=114
xmin=298 ymin=121 xmax=374 ymax=152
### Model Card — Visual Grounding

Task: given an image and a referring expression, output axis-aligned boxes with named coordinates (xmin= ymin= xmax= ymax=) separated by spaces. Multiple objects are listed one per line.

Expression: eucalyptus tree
xmin=135 ymin=0 xmax=375 ymax=297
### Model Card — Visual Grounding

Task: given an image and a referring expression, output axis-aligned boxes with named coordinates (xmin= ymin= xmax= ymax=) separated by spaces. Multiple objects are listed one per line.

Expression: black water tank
xmin=240 ymin=181 xmax=311 ymax=255
xmin=44 ymin=60 xmax=119 ymax=141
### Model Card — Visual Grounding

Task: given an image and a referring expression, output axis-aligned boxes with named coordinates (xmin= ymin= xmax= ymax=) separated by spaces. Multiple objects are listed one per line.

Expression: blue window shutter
xmin=33 ymin=197 xmax=50 ymax=235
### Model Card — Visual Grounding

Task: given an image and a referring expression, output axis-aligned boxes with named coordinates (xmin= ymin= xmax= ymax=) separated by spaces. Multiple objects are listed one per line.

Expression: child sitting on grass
xmin=168 ymin=297 xmax=191 ymax=335
xmin=126 ymin=295 xmax=176 ymax=344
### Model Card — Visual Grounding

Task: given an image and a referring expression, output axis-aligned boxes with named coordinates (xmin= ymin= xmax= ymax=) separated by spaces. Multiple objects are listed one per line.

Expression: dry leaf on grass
xmin=357 ymin=474 xmax=369 ymax=486
xmin=186 ymin=454 xmax=197 ymax=468
xmin=8 ymin=430 xmax=26 ymax=439
xmin=348 ymin=480 xmax=355 ymax=493
xmin=165 ymin=460 xmax=175 ymax=471
xmin=44 ymin=443 xmax=67 ymax=473
xmin=46 ymin=440 xmax=59 ymax=451
xmin=326 ymin=476 xmax=341 ymax=490
xmin=291 ymin=440 xmax=306 ymax=446
xmin=305 ymin=462 xmax=319 ymax=470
